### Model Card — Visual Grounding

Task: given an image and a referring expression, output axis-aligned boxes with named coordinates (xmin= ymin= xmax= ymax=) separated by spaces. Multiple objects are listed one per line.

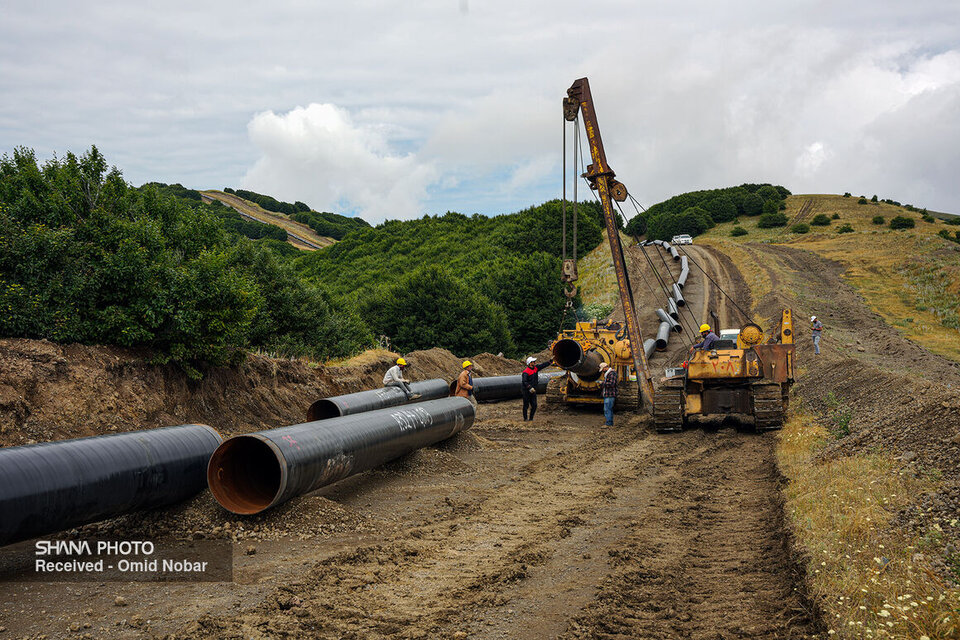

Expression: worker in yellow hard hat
xmin=693 ymin=324 xmax=719 ymax=351
xmin=383 ymin=357 xmax=421 ymax=400
xmin=454 ymin=360 xmax=477 ymax=413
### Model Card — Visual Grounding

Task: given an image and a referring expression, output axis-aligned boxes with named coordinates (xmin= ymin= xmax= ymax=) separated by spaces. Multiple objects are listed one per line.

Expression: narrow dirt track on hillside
xmin=0 ymin=242 xmax=825 ymax=639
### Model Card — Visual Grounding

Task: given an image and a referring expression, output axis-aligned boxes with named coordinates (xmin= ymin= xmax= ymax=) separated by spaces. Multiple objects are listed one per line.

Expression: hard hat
xmin=811 ymin=315 xmax=817 ymax=321
xmin=526 ymin=356 xmax=537 ymax=364
xmin=462 ymin=360 xmax=472 ymax=368
xmin=599 ymin=362 xmax=609 ymax=369
xmin=396 ymin=357 xmax=407 ymax=366
xmin=699 ymin=324 xmax=711 ymax=332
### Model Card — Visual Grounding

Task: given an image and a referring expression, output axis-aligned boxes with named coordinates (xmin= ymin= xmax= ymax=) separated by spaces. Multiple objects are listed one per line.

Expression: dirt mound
xmin=468 ymin=352 xmax=525 ymax=376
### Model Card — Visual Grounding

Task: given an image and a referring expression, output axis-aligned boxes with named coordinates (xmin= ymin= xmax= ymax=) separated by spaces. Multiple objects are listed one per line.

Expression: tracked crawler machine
xmin=653 ymin=311 xmax=796 ymax=432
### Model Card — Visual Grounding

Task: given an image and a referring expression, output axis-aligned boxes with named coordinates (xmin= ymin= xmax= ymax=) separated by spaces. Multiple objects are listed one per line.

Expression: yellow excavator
xmin=552 ymin=77 xmax=795 ymax=432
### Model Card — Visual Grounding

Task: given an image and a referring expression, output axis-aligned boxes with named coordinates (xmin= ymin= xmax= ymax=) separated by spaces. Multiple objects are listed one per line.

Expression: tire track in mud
xmin=561 ymin=430 xmax=823 ymax=640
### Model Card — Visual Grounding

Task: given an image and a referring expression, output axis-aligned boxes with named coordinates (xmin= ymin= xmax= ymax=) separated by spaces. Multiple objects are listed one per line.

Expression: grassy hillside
xmin=698 ymin=194 xmax=960 ymax=362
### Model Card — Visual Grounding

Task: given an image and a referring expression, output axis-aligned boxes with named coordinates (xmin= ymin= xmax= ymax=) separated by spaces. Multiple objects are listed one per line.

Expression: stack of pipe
xmin=207 ymin=397 xmax=475 ymax=515
xmin=307 ymin=379 xmax=449 ymax=421
xmin=0 ymin=424 xmax=222 ymax=547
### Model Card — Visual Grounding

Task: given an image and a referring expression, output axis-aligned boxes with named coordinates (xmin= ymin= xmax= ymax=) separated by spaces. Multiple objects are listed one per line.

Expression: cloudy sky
xmin=2 ymin=1 xmax=958 ymax=222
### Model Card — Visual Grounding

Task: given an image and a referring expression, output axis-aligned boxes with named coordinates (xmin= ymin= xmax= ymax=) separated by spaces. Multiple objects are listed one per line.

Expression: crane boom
xmin=563 ymin=77 xmax=655 ymax=411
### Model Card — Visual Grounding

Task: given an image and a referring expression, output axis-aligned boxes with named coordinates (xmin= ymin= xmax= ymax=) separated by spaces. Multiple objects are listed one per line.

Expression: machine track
xmin=652 ymin=381 xmax=685 ymax=433
xmin=545 ymin=375 xmax=567 ymax=406
xmin=752 ymin=383 xmax=785 ymax=431
xmin=613 ymin=382 xmax=639 ymax=411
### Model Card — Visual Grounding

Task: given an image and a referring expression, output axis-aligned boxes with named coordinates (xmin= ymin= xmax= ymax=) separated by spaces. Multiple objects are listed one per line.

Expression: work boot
xmin=409 ymin=393 xmax=422 ymax=400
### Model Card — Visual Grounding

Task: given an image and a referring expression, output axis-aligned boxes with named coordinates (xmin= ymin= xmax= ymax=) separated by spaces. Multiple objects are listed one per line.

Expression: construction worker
xmin=383 ymin=358 xmax=421 ymax=400
xmin=693 ymin=324 xmax=719 ymax=351
xmin=811 ymin=315 xmax=824 ymax=355
xmin=455 ymin=360 xmax=478 ymax=412
xmin=598 ymin=362 xmax=618 ymax=426
xmin=521 ymin=356 xmax=552 ymax=422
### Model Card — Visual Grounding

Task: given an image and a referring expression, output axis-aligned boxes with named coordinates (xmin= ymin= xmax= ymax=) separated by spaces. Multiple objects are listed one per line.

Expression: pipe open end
xmin=553 ymin=339 xmax=584 ymax=369
xmin=207 ymin=436 xmax=284 ymax=515
xmin=306 ymin=399 xmax=342 ymax=421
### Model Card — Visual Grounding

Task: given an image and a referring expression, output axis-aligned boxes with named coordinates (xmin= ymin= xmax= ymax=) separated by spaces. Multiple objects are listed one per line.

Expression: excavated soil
xmin=16 ymin=238 xmax=955 ymax=639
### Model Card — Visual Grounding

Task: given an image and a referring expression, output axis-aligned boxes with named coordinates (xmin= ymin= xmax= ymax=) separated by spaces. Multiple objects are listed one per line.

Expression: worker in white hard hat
xmin=521 ymin=355 xmax=553 ymax=421
xmin=383 ymin=357 xmax=421 ymax=399
xmin=811 ymin=316 xmax=824 ymax=355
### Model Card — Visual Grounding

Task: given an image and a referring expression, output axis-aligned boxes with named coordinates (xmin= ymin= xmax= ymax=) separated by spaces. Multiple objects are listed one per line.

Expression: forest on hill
xmin=0 ymin=147 xmax=605 ymax=372
xmin=627 ymin=183 xmax=791 ymax=239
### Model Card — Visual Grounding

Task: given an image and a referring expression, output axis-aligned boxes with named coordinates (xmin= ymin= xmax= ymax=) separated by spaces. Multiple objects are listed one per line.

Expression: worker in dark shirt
xmin=693 ymin=324 xmax=720 ymax=350
xmin=598 ymin=362 xmax=618 ymax=426
xmin=521 ymin=356 xmax=552 ymax=421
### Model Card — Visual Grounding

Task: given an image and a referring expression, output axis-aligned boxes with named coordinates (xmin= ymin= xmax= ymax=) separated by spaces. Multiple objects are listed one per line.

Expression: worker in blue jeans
xmin=599 ymin=362 xmax=617 ymax=426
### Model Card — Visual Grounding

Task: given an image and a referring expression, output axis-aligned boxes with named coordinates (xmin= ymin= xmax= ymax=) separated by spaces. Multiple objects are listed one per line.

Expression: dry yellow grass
xmin=575 ymin=229 xmax=626 ymax=309
xmin=701 ymin=194 xmax=960 ymax=362
xmin=778 ymin=411 xmax=960 ymax=639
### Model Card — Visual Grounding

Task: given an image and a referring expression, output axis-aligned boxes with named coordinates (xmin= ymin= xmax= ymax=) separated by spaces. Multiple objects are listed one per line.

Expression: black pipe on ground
xmin=208 ymin=398 xmax=475 ymax=515
xmin=447 ymin=372 xmax=563 ymax=402
xmin=0 ymin=424 xmax=222 ymax=547
xmin=656 ymin=308 xmax=683 ymax=333
xmin=656 ymin=321 xmax=672 ymax=350
xmin=307 ymin=379 xmax=449 ymax=421
xmin=672 ymin=283 xmax=686 ymax=307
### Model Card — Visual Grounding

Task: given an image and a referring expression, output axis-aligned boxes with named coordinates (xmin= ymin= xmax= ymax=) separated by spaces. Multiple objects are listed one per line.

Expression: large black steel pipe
xmin=307 ymin=378 xmax=449 ymax=421
xmin=0 ymin=424 xmax=222 ymax=547
xmin=656 ymin=321 xmax=672 ymax=350
xmin=656 ymin=308 xmax=683 ymax=333
xmin=448 ymin=372 xmax=563 ymax=402
xmin=672 ymin=283 xmax=686 ymax=307
xmin=208 ymin=398 xmax=475 ymax=515
xmin=552 ymin=339 xmax=604 ymax=380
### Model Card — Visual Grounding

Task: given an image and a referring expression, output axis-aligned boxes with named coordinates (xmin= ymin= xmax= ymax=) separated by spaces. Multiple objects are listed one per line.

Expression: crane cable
xmin=675 ymin=245 xmax=755 ymax=325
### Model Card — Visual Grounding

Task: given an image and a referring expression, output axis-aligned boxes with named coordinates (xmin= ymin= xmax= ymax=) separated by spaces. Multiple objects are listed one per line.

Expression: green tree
xmin=810 ymin=214 xmax=832 ymax=226
xmin=757 ymin=211 xmax=789 ymax=228
xmin=889 ymin=216 xmax=915 ymax=230
xmin=359 ymin=265 xmax=514 ymax=356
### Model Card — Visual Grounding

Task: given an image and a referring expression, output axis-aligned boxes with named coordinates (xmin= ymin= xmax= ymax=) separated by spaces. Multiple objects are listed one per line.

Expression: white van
xmin=671 ymin=234 xmax=693 ymax=245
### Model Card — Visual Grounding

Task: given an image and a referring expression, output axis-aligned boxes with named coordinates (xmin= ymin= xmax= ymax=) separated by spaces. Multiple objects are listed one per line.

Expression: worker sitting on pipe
xmin=383 ymin=358 xmax=421 ymax=400
xmin=692 ymin=324 xmax=719 ymax=351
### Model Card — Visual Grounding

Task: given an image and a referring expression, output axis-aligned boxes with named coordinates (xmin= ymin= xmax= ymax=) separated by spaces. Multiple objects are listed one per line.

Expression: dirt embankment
xmin=0 ymin=339 xmax=522 ymax=447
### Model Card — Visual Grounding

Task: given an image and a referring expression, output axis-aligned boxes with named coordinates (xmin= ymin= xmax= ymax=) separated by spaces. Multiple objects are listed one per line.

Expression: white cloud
xmin=242 ymin=104 xmax=438 ymax=222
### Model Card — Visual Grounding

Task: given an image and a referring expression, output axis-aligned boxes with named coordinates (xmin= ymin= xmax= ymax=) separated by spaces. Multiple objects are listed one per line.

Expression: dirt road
xmin=0 ymin=242 xmax=826 ymax=639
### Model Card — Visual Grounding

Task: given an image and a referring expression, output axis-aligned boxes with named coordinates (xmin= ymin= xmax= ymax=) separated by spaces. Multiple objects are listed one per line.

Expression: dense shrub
xmin=921 ymin=213 xmax=936 ymax=223
xmin=871 ymin=195 xmax=878 ymax=202
xmin=291 ymin=209 xmax=369 ymax=240
xmin=872 ymin=215 xmax=885 ymax=225
xmin=791 ymin=223 xmax=810 ymax=234
xmin=810 ymin=214 xmax=832 ymax=226
xmin=624 ymin=183 xmax=789 ymax=238
xmin=843 ymin=192 xmax=851 ymax=197
xmin=889 ymin=216 xmax=916 ymax=230
xmin=730 ymin=226 xmax=748 ymax=237
xmin=837 ymin=224 xmax=855 ymax=233
xmin=298 ymin=200 xmax=603 ymax=356
xmin=0 ymin=147 xmax=371 ymax=375
xmin=944 ymin=216 xmax=960 ymax=226
xmin=757 ymin=211 xmax=789 ymax=228
xmin=358 ymin=265 xmax=514 ymax=356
